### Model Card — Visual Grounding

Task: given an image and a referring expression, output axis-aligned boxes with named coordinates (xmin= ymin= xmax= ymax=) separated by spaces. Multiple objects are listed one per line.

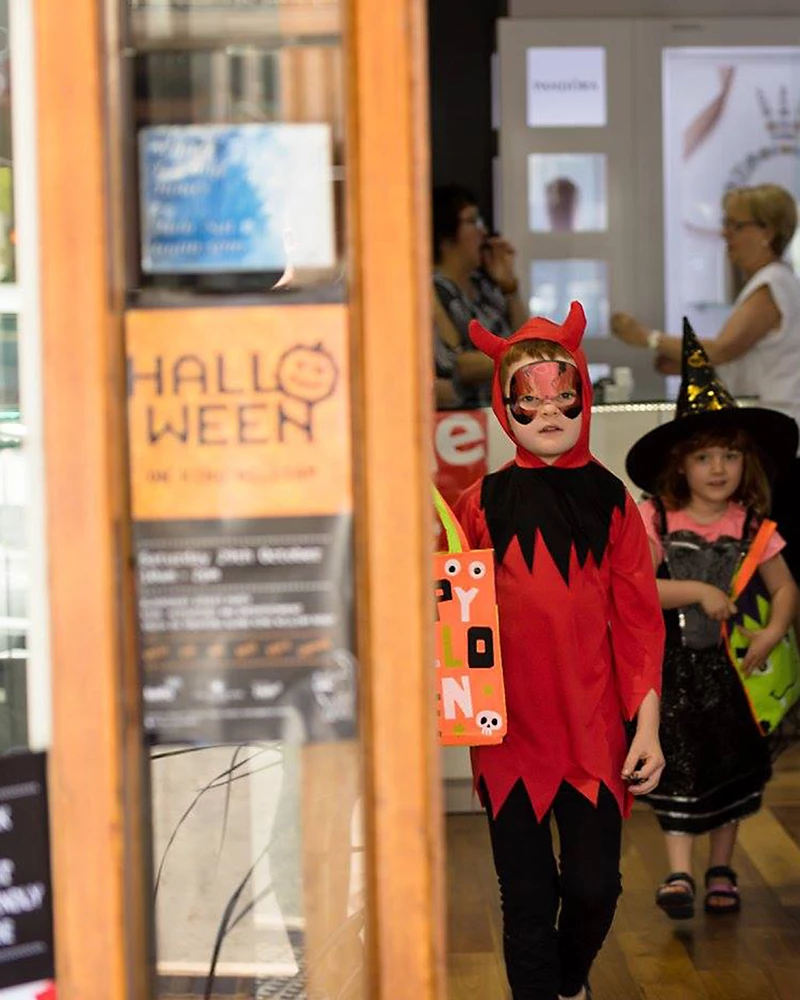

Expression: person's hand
xmin=654 ymin=353 xmax=680 ymax=375
xmin=622 ymin=730 xmax=665 ymax=795
xmin=698 ymin=583 xmax=737 ymax=621
xmin=481 ymin=236 xmax=518 ymax=295
xmin=610 ymin=311 xmax=649 ymax=347
xmin=434 ymin=377 xmax=458 ymax=409
xmin=738 ymin=625 xmax=781 ymax=676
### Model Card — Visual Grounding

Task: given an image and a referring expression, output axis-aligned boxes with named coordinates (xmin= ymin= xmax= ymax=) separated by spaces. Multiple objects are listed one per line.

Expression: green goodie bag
xmin=724 ymin=519 xmax=800 ymax=735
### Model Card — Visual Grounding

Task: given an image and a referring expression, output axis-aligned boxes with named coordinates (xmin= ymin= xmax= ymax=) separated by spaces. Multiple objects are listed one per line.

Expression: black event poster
xmin=0 ymin=752 xmax=55 ymax=993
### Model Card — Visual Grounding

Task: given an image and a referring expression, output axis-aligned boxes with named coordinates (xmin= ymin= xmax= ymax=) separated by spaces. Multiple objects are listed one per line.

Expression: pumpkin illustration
xmin=276 ymin=342 xmax=338 ymax=404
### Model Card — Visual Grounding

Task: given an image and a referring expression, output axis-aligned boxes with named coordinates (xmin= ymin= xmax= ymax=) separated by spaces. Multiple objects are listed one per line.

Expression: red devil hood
xmin=469 ymin=300 xmax=593 ymax=469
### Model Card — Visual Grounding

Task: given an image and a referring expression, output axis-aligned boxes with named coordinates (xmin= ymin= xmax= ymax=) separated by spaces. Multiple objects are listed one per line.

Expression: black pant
xmin=484 ymin=779 xmax=622 ymax=1000
xmin=772 ymin=456 xmax=800 ymax=585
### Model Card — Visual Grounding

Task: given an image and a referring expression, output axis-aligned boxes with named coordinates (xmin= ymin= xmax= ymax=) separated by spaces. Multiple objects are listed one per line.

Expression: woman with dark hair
xmin=433 ymin=184 xmax=527 ymax=408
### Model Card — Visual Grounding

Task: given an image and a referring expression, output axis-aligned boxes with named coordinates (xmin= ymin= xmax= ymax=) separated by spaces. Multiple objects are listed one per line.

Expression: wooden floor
xmin=446 ymin=746 xmax=800 ymax=999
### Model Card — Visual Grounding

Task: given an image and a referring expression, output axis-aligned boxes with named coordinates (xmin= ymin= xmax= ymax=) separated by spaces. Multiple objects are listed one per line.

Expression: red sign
xmin=433 ymin=410 xmax=488 ymax=509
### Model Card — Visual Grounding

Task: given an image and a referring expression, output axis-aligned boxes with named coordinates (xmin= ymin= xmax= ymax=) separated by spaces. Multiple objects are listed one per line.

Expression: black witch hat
xmin=625 ymin=319 xmax=799 ymax=494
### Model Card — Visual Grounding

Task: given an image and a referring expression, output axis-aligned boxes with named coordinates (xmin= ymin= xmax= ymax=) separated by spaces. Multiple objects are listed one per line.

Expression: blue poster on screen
xmin=139 ymin=123 xmax=335 ymax=274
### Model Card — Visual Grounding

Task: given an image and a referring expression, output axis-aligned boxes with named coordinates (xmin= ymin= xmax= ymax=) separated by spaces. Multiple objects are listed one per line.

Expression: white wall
xmin=511 ymin=1 xmax=800 ymax=17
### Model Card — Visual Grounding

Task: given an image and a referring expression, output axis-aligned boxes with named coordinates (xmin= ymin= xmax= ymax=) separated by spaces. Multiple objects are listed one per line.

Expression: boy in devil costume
xmin=455 ymin=302 xmax=665 ymax=1000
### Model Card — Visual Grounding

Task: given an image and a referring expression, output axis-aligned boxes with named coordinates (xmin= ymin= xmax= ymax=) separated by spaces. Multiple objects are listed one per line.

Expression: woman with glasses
xmin=432 ymin=183 xmax=528 ymax=408
xmin=610 ymin=183 xmax=800 ymax=586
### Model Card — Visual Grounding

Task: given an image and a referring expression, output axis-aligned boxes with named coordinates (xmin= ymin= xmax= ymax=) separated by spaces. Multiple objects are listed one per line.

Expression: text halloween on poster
xmin=126 ymin=305 xmax=352 ymax=521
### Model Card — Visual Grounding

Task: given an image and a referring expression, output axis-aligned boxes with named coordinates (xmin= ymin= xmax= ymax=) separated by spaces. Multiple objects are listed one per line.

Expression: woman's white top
xmin=719 ymin=260 xmax=800 ymax=440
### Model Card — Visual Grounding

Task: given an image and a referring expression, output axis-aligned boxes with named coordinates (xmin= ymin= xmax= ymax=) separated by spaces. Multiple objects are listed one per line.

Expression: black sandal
xmin=704 ymin=865 xmax=741 ymax=914
xmin=655 ymin=871 xmax=696 ymax=920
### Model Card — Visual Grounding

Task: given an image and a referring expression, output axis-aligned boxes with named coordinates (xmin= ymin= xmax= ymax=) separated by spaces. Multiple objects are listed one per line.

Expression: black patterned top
xmin=433 ymin=270 xmax=513 ymax=408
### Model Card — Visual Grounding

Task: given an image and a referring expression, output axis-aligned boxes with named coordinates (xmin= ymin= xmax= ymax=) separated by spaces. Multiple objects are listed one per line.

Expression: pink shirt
xmin=638 ymin=499 xmax=785 ymax=566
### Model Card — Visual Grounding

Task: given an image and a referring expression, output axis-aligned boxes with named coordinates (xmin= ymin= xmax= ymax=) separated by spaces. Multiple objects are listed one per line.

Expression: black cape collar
xmin=480 ymin=463 xmax=626 ymax=585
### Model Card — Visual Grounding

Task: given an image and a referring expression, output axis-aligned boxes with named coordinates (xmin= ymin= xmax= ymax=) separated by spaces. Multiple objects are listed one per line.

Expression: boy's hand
xmin=699 ymin=583 xmax=737 ymax=621
xmin=622 ymin=732 xmax=665 ymax=796
xmin=738 ymin=625 xmax=780 ymax=676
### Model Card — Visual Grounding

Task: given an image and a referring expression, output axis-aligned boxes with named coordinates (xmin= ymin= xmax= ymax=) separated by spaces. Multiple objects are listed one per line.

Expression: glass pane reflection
xmin=0 ymin=313 xmax=25 ymax=752
xmin=0 ymin=0 xmax=14 ymax=283
xmin=152 ymin=740 xmax=364 ymax=999
xmin=130 ymin=11 xmax=367 ymax=1000
xmin=530 ymin=259 xmax=610 ymax=337
xmin=131 ymin=42 xmax=345 ymax=300
xmin=528 ymin=153 xmax=608 ymax=233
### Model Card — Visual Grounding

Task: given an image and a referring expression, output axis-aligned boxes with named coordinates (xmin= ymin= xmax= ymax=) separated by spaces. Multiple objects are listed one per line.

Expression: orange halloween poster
xmin=127 ymin=305 xmax=352 ymax=521
xmin=127 ymin=306 xmax=357 ymax=745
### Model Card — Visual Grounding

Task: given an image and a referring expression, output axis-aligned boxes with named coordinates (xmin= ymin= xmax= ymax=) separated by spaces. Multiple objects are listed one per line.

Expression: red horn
xmin=561 ymin=301 xmax=586 ymax=352
xmin=469 ymin=320 xmax=506 ymax=359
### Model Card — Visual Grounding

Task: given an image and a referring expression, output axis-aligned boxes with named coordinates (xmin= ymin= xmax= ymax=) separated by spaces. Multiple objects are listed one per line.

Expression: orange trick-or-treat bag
xmin=433 ymin=486 xmax=507 ymax=746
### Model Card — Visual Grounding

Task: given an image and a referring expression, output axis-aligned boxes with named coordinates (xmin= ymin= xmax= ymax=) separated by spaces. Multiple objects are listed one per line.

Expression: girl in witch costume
xmin=455 ymin=302 xmax=665 ymax=1000
xmin=626 ymin=321 xmax=799 ymax=920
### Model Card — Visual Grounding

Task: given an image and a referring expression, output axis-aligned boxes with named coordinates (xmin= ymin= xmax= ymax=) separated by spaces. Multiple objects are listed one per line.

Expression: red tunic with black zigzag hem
xmin=455 ymin=304 xmax=664 ymax=821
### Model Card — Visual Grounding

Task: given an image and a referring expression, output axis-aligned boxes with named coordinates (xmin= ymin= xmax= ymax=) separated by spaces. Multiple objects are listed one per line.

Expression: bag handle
xmin=729 ymin=518 xmax=777 ymax=601
xmin=722 ymin=518 xmax=779 ymax=734
xmin=432 ymin=484 xmax=469 ymax=555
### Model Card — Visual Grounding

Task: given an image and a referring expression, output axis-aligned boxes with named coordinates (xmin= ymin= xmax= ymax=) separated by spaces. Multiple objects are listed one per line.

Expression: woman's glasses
xmin=721 ymin=218 xmax=764 ymax=233
xmin=459 ymin=212 xmax=486 ymax=231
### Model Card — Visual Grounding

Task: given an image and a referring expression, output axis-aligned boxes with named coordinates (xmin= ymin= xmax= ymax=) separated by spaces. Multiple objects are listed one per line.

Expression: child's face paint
xmin=505 ymin=361 xmax=583 ymax=425
xmin=504 ymin=359 xmax=583 ymax=463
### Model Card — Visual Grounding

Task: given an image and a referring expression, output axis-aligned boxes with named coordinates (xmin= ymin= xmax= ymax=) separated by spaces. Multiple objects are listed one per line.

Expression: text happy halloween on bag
xmin=126 ymin=306 xmax=353 ymax=521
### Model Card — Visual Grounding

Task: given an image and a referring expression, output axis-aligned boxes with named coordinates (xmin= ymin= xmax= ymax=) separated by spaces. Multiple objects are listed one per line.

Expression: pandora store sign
xmin=526 ymin=47 xmax=607 ymax=128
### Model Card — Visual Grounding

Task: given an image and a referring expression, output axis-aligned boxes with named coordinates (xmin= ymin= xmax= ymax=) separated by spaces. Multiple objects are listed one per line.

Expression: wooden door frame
xmin=36 ymin=0 xmax=444 ymax=996
xmin=36 ymin=0 xmax=151 ymax=996
xmin=347 ymin=0 xmax=445 ymax=997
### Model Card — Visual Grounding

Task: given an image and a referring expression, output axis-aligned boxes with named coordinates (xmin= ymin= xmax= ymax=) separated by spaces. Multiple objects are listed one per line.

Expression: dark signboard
xmin=0 ymin=752 xmax=54 ymax=992
xmin=136 ymin=514 xmax=355 ymax=743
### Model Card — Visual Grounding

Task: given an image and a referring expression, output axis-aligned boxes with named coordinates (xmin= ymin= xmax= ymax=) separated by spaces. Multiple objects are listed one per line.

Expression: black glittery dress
xmin=644 ymin=502 xmax=771 ymax=835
